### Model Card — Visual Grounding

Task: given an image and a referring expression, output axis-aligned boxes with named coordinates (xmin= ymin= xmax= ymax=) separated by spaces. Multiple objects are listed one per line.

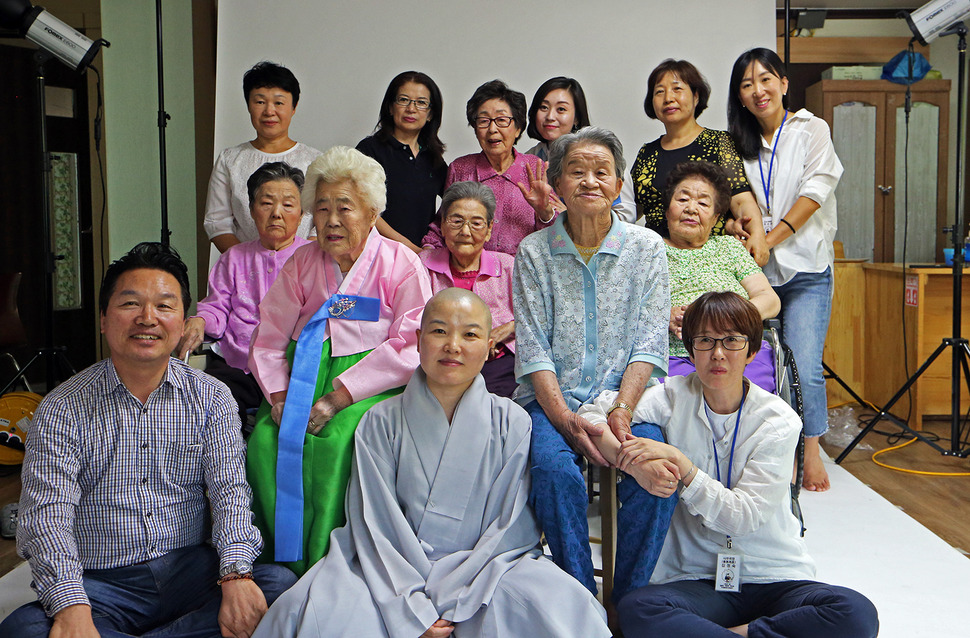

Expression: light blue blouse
xmin=512 ymin=212 xmax=670 ymax=409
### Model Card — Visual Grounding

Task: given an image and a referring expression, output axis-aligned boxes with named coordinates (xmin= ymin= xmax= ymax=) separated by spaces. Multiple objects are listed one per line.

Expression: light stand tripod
xmin=837 ymin=23 xmax=970 ymax=462
xmin=0 ymin=50 xmax=78 ymax=396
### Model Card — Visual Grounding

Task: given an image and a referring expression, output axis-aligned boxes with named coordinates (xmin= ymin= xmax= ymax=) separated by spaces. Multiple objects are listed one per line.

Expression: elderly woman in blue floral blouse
xmin=512 ymin=126 xmax=673 ymax=599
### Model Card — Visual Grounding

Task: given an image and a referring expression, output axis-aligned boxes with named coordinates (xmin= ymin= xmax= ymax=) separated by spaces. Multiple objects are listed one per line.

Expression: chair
xmin=0 ymin=273 xmax=31 ymax=394
xmin=593 ymin=322 xmax=805 ymax=633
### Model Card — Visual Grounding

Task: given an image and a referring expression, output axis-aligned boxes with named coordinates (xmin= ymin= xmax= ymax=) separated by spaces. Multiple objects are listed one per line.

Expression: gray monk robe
xmin=253 ymin=370 xmax=610 ymax=638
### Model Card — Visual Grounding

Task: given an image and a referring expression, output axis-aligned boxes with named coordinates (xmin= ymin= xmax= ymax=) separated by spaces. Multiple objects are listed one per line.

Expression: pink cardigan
xmin=249 ymin=228 xmax=433 ymax=402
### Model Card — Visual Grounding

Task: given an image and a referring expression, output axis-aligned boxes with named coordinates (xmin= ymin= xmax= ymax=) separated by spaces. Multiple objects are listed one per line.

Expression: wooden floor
xmin=823 ymin=410 xmax=970 ymax=556
xmin=0 ymin=405 xmax=967 ymax=579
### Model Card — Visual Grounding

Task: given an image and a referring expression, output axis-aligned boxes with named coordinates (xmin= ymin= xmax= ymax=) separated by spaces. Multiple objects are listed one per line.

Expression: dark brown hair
xmin=682 ymin=291 xmax=762 ymax=357
xmin=663 ymin=161 xmax=732 ymax=220
xmin=644 ymin=59 xmax=710 ymax=120
xmin=465 ymin=80 xmax=527 ymax=144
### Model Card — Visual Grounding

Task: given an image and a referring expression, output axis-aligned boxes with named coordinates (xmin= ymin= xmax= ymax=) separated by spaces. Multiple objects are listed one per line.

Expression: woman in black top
xmin=630 ymin=59 xmax=768 ymax=265
xmin=357 ymin=71 xmax=447 ymax=253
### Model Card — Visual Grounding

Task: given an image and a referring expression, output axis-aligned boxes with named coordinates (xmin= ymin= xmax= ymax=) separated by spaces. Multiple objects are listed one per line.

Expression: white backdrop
xmin=214 ymin=0 xmax=774 ymax=176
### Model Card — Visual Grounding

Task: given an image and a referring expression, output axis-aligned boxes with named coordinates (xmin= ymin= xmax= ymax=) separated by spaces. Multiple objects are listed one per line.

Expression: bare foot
xmin=801 ymin=437 xmax=830 ymax=492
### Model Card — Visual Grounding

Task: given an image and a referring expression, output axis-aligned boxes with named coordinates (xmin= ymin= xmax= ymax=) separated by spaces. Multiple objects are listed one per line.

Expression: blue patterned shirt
xmin=512 ymin=212 xmax=670 ymax=409
xmin=17 ymin=358 xmax=262 ymax=616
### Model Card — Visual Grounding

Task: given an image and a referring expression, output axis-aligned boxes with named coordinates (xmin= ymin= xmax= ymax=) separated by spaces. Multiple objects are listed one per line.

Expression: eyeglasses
xmin=395 ymin=95 xmax=431 ymax=111
xmin=474 ymin=116 xmax=514 ymax=129
xmin=690 ymin=335 xmax=749 ymax=351
xmin=444 ymin=215 xmax=489 ymax=232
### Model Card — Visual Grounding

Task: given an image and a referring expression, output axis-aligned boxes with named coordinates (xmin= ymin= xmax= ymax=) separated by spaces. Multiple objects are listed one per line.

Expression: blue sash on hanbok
xmin=275 ymin=293 xmax=380 ymax=561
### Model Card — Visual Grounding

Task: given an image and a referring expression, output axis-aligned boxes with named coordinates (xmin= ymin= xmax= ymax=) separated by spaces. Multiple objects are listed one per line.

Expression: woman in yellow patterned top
xmin=632 ymin=59 xmax=768 ymax=265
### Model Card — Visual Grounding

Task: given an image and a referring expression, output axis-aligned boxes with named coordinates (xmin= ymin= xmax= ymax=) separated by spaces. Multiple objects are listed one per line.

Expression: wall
xmin=100 ymin=0 xmax=198 ymax=304
xmin=212 ymin=0 xmax=775 ymax=175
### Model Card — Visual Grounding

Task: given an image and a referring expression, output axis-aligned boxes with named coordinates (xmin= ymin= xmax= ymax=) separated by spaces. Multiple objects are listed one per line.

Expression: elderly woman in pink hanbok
xmin=246 ymin=146 xmax=432 ymax=575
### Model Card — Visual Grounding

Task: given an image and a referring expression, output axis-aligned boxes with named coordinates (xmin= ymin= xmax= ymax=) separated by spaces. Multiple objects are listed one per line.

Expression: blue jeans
xmin=618 ymin=578 xmax=879 ymax=638
xmin=774 ymin=268 xmax=833 ymax=438
xmin=0 ymin=545 xmax=297 ymax=638
xmin=526 ymin=401 xmax=678 ymax=601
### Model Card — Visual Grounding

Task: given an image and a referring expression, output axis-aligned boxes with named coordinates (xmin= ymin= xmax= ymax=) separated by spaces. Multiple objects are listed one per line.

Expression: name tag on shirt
xmin=715 ymin=550 xmax=742 ymax=592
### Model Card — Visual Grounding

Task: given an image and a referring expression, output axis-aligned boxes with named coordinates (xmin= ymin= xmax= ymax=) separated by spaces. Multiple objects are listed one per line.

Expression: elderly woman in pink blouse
xmin=246 ymin=146 xmax=433 ymax=575
xmin=420 ymin=181 xmax=517 ymax=397
xmin=422 ymin=79 xmax=560 ymax=256
xmin=177 ymin=161 xmax=311 ymax=429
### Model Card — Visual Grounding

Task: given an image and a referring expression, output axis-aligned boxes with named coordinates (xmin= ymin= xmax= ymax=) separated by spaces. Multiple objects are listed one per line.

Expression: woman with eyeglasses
xmin=580 ymin=292 xmax=878 ymax=638
xmin=357 ymin=71 xmax=448 ymax=254
xmin=420 ymin=181 xmax=517 ymax=397
xmin=422 ymin=79 xmax=560 ymax=256
xmin=661 ymin=161 xmax=779 ymax=390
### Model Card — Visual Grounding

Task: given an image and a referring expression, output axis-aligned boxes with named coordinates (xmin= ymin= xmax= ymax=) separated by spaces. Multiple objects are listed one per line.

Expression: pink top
xmin=195 ymin=237 xmax=312 ymax=373
xmin=250 ymin=228 xmax=433 ymax=402
xmin=419 ymin=246 xmax=516 ymax=353
xmin=422 ymin=151 xmax=556 ymax=256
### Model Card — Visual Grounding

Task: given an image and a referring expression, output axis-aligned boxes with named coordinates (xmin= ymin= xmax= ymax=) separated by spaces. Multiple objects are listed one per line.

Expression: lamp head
xmin=904 ymin=0 xmax=970 ymax=45
xmin=0 ymin=0 xmax=106 ymax=72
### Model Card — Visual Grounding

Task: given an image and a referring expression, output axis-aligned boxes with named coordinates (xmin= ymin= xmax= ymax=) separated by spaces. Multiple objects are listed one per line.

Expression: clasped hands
xmin=556 ymin=408 xmax=683 ymax=499
xmin=270 ymin=386 xmax=353 ymax=435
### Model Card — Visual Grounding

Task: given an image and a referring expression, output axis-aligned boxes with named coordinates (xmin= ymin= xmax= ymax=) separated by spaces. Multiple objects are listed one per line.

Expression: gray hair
xmin=302 ymin=146 xmax=387 ymax=215
xmin=247 ymin=161 xmax=305 ymax=209
xmin=439 ymin=181 xmax=497 ymax=224
xmin=547 ymin=126 xmax=626 ymax=187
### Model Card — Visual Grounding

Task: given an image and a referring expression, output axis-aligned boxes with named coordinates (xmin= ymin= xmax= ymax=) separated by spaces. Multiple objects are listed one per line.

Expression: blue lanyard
xmin=711 ymin=393 xmax=746 ymax=490
xmin=757 ymin=110 xmax=788 ymax=217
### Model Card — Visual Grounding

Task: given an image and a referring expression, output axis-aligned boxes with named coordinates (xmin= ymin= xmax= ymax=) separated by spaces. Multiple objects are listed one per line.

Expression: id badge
xmin=715 ymin=544 xmax=742 ymax=592
xmin=763 ymin=217 xmax=774 ymax=235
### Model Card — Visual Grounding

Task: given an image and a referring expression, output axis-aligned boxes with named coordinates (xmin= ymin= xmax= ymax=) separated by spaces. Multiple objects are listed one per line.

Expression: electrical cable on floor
xmin=871 ymin=437 xmax=970 ymax=476
xmin=828 ymin=399 xmax=970 ymax=474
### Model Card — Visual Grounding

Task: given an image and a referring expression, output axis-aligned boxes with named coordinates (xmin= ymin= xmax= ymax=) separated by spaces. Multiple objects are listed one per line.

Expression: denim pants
xmin=525 ymin=401 xmax=678 ymax=601
xmin=618 ymin=578 xmax=879 ymax=638
xmin=0 ymin=544 xmax=297 ymax=638
xmin=773 ymin=268 xmax=833 ymax=438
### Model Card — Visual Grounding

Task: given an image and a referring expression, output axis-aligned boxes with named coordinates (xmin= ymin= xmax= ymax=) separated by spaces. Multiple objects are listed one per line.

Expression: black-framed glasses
xmin=474 ymin=116 xmax=514 ymax=129
xmin=395 ymin=95 xmax=431 ymax=111
xmin=690 ymin=335 xmax=749 ymax=351
xmin=444 ymin=215 xmax=489 ymax=232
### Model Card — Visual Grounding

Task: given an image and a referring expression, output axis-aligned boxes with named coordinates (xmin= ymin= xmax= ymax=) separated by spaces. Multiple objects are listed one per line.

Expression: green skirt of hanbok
xmin=246 ymin=339 xmax=403 ymax=575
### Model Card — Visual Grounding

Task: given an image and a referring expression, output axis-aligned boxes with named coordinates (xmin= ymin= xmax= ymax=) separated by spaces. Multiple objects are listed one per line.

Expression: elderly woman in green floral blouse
xmin=663 ymin=160 xmax=780 ymax=389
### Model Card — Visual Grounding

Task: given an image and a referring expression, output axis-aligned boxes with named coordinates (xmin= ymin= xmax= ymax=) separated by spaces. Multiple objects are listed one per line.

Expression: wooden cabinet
xmin=825 ymin=261 xmax=970 ymax=430
xmin=806 ymin=79 xmax=950 ymax=263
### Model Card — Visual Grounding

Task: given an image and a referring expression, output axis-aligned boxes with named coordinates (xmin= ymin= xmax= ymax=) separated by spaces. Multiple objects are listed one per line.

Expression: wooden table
xmin=825 ymin=262 xmax=970 ymax=430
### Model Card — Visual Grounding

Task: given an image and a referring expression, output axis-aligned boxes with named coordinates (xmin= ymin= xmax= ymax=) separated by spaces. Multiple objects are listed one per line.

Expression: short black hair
xmin=465 ymin=79 xmax=527 ymax=144
xmin=246 ymin=161 xmax=305 ymax=210
xmin=526 ymin=76 xmax=591 ymax=142
xmin=99 ymin=242 xmax=191 ymax=318
xmin=243 ymin=61 xmax=301 ymax=105
xmin=644 ymin=59 xmax=710 ymax=120
xmin=663 ymin=161 xmax=732 ymax=220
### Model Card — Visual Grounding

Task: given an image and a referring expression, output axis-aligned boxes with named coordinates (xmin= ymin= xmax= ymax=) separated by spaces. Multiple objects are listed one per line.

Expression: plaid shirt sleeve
xmin=17 ymin=389 xmax=90 ymax=616
xmin=202 ymin=380 xmax=262 ymax=569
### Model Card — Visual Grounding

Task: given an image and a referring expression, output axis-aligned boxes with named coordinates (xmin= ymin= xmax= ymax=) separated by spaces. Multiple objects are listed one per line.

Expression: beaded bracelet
xmin=218 ymin=572 xmax=254 ymax=586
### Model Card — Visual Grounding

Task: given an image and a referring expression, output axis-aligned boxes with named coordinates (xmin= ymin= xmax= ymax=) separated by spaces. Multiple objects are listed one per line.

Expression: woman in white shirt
xmin=583 ymin=292 xmax=877 ymax=638
xmin=204 ymin=62 xmax=321 ymax=253
xmin=727 ymin=48 xmax=843 ymax=492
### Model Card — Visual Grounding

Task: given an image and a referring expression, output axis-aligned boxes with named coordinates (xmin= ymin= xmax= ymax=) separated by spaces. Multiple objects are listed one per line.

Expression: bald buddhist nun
xmin=253 ymin=289 xmax=610 ymax=638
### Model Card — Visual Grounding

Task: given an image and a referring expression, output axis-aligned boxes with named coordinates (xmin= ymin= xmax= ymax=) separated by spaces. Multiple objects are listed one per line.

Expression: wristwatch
xmin=219 ymin=560 xmax=254 ymax=579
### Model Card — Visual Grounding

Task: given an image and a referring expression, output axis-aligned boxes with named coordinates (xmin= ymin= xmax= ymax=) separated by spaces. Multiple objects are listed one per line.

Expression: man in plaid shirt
xmin=0 ymin=242 xmax=296 ymax=638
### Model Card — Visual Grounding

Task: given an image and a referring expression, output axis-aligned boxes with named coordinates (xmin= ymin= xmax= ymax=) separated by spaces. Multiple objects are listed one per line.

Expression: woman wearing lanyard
xmin=727 ymin=48 xmax=843 ymax=492
xmin=580 ymin=292 xmax=878 ymax=637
